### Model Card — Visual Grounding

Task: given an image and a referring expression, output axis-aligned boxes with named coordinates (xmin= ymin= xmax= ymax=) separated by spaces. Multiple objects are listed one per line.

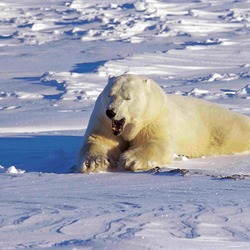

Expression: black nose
xmin=106 ymin=109 xmax=116 ymax=119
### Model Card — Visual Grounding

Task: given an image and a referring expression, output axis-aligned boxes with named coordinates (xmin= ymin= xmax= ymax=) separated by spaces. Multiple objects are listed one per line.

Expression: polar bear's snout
xmin=106 ymin=108 xmax=125 ymax=136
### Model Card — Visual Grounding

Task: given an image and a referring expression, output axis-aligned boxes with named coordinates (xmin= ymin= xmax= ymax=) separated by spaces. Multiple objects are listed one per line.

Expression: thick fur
xmin=78 ymin=74 xmax=250 ymax=173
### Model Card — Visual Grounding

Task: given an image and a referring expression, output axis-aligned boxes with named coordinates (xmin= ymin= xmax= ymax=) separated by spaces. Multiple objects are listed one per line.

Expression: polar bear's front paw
xmin=119 ymin=155 xmax=138 ymax=172
xmin=79 ymin=155 xmax=115 ymax=173
xmin=119 ymin=150 xmax=158 ymax=172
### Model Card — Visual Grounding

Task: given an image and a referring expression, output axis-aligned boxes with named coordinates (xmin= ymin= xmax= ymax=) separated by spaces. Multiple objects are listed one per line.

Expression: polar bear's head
xmin=101 ymin=74 xmax=164 ymax=140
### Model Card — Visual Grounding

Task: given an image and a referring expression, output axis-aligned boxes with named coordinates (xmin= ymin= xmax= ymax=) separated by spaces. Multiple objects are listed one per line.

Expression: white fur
xmin=78 ymin=74 xmax=250 ymax=173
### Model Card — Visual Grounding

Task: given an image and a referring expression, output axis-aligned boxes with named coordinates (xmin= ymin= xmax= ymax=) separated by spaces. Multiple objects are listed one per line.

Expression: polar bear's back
xmin=167 ymin=94 xmax=250 ymax=157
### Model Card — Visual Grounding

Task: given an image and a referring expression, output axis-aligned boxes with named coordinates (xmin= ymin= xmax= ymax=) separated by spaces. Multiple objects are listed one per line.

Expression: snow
xmin=0 ymin=0 xmax=250 ymax=249
xmin=5 ymin=166 xmax=25 ymax=174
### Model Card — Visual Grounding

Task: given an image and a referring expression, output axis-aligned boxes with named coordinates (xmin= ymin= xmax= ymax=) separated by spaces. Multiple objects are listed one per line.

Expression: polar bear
xmin=78 ymin=74 xmax=250 ymax=173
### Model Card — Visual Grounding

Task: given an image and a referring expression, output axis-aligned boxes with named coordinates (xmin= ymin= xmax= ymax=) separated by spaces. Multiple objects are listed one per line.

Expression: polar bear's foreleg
xmin=119 ymin=139 xmax=173 ymax=172
xmin=78 ymin=134 xmax=126 ymax=173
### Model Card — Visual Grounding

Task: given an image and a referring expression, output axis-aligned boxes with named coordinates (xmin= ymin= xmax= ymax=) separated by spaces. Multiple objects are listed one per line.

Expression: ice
xmin=0 ymin=0 xmax=250 ymax=249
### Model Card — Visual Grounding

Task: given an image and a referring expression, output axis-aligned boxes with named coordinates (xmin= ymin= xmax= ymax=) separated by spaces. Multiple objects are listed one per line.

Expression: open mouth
xmin=112 ymin=118 xmax=125 ymax=136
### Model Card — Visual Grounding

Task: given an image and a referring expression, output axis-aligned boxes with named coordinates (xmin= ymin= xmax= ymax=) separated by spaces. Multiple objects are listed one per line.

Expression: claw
xmin=79 ymin=156 xmax=115 ymax=173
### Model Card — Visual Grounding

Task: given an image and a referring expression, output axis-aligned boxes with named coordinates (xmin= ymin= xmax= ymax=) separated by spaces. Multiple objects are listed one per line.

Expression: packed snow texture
xmin=0 ymin=0 xmax=250 ymax=249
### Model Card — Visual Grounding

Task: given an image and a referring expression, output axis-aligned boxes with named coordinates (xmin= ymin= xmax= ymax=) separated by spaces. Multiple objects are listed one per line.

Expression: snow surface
xmin=0 ymin=0 xmax=250 ymax=249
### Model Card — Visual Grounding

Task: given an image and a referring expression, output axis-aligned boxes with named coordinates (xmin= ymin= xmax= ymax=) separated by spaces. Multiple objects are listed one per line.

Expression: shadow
xmin=55 ymin=19 xmax=90 ymax=27
xmin=220 ymin=89 xmax=237 ymax=98
xmin=14 ymin=76 xmax=41 ymax=83
xmin=221 ymin=88 xmax=235 ymax=92
xmin=71 ymin=60 xmax=107 ymax=73
xmin=184 ymin=40 xmax=221 ymax=47
xmin=121 ymin=3 xmax=135 ymax=9
xmin=14 ymin=76 xmax=65 ymax=100
xmin=0 ymin=135 xmax=83 ymax=174
xmin=0 ymin=35 xmax=13 ymax=40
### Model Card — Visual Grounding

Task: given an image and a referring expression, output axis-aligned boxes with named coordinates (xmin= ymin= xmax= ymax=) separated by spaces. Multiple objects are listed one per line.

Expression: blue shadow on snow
xmin=0 ymin=135 xmax=83 ymax=174
xmin=71 ymin=60 xmax=107 ymax=74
